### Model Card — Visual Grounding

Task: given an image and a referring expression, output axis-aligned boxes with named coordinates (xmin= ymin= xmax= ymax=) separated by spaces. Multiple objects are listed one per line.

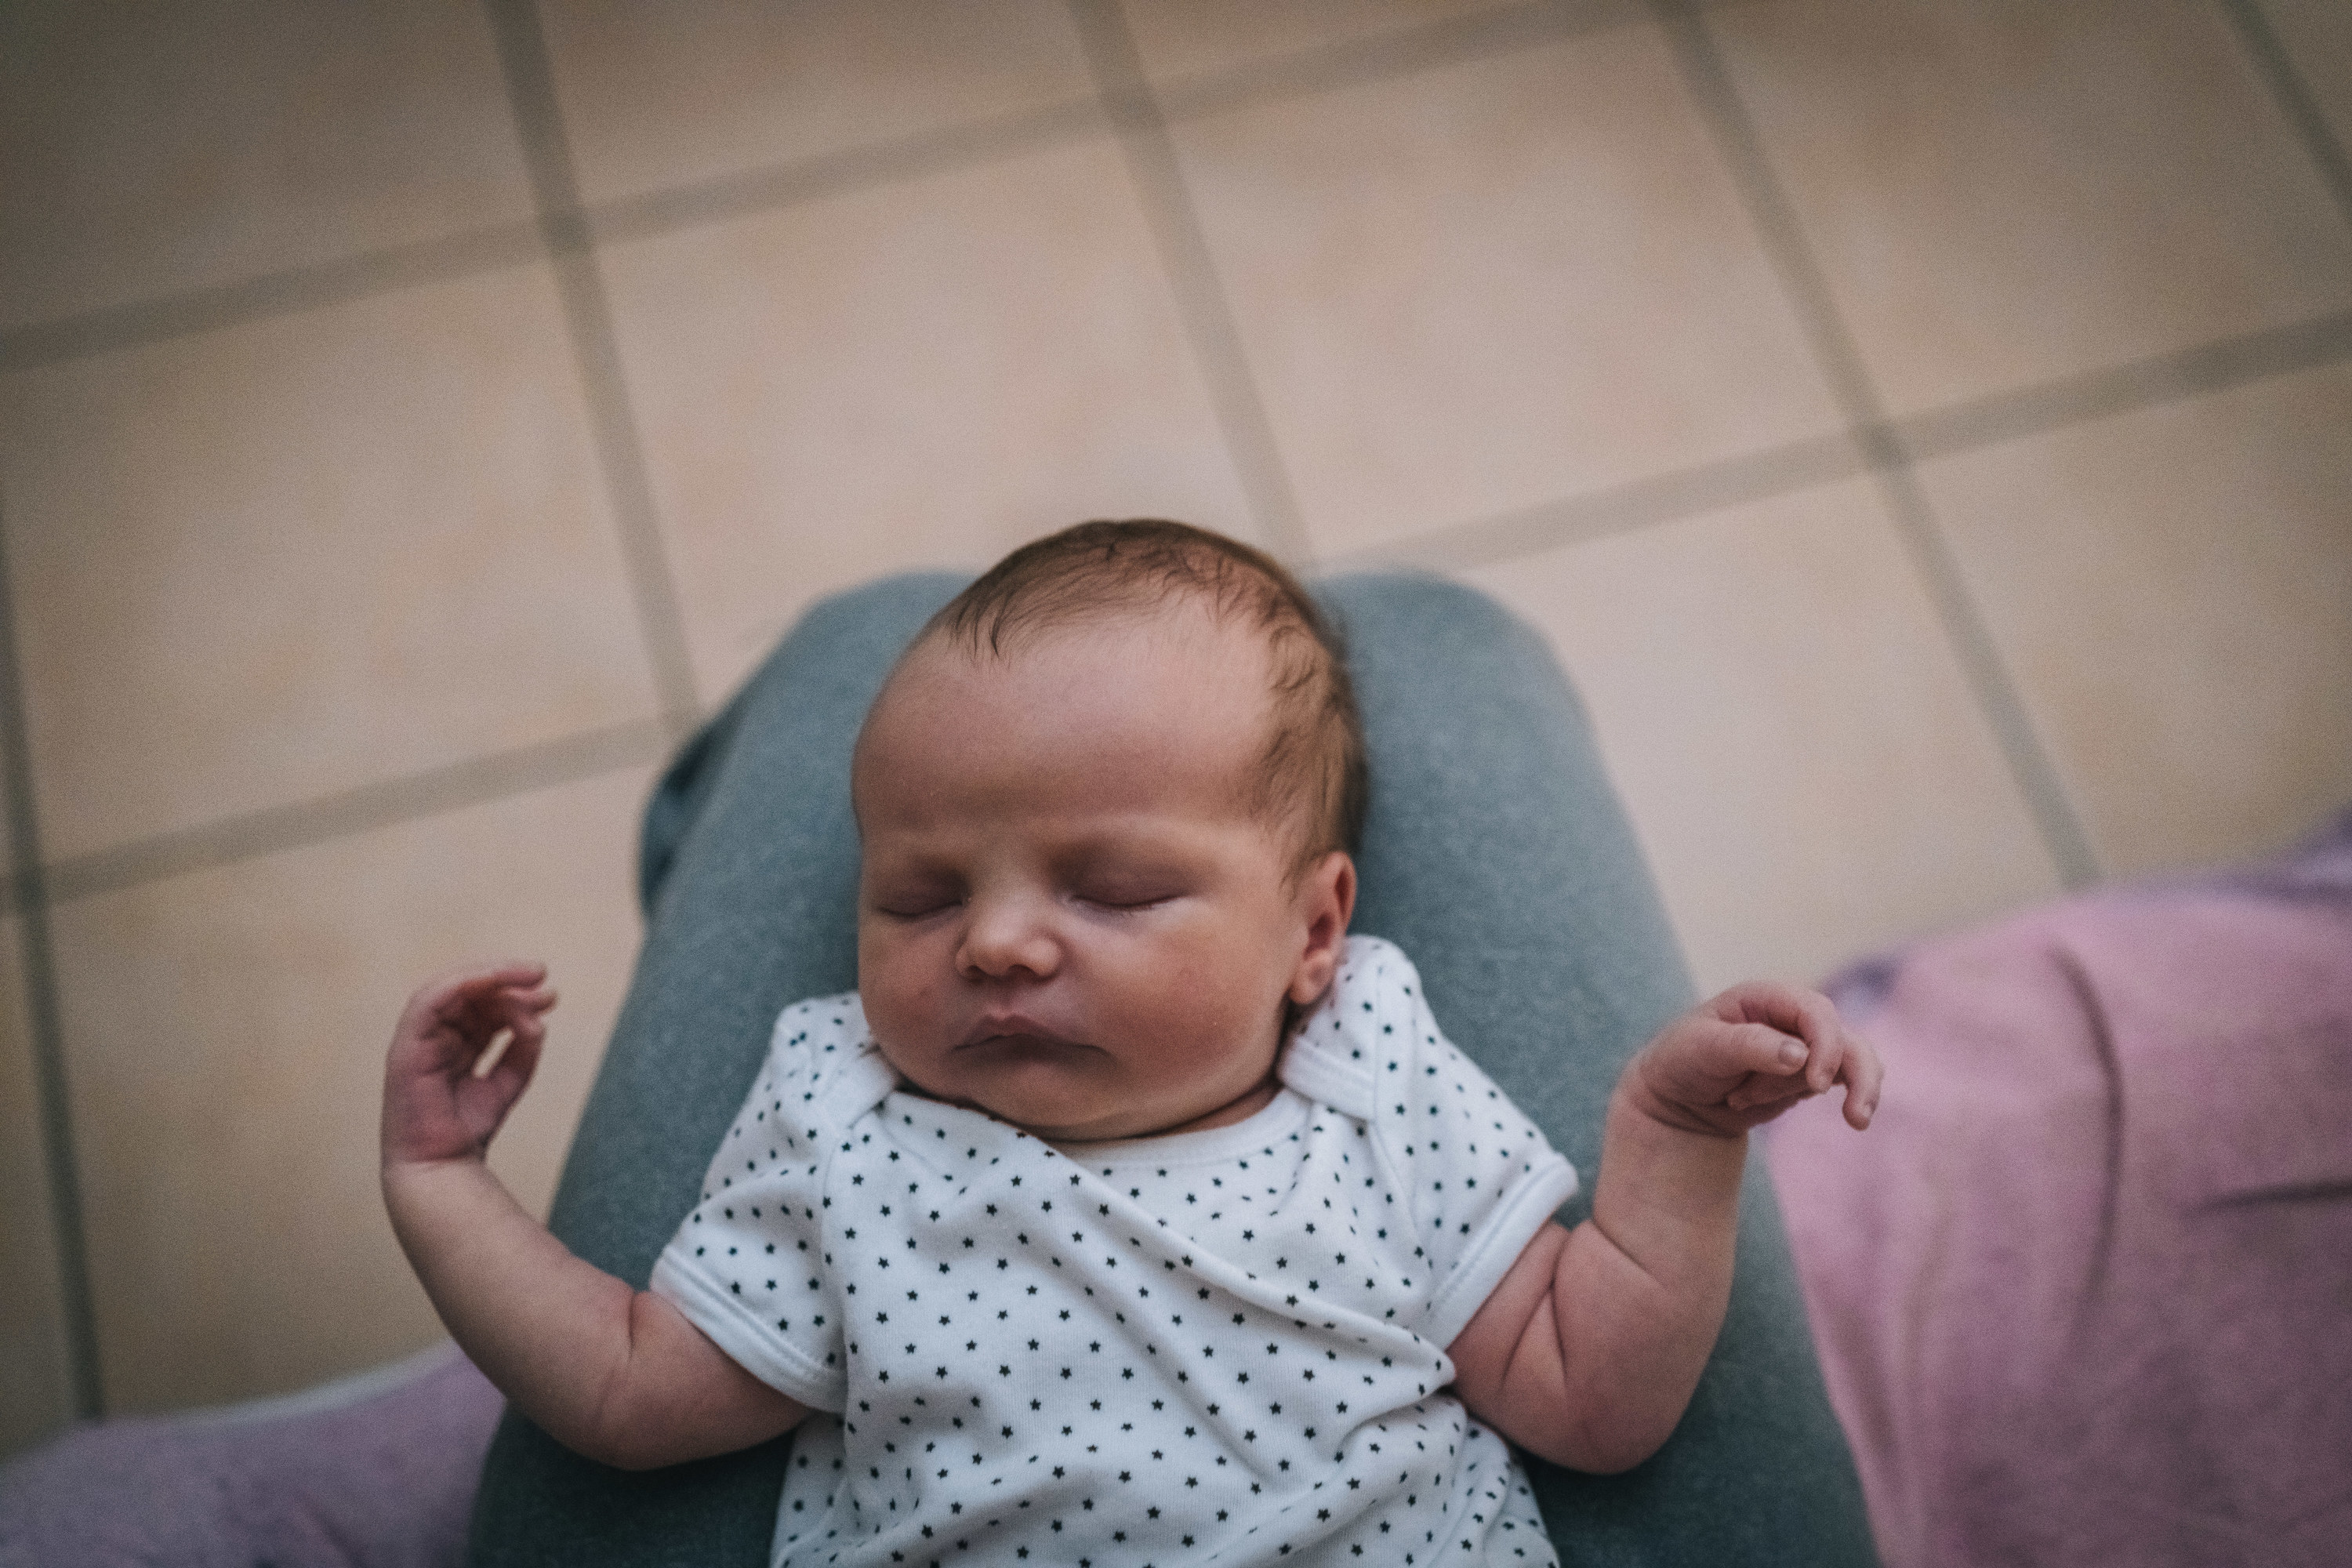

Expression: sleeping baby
xmin=380 ymin=519 xmax=1881 ymax=1566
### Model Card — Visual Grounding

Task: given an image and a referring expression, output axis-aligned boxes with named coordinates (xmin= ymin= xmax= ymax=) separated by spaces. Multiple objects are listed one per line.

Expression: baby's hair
xmin=913 ymin=519 xmax=1368 ymax=866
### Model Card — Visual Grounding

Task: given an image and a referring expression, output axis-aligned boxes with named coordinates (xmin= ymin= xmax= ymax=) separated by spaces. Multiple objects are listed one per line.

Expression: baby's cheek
xmin=860 ymin=954 xmax=943 ymax=1058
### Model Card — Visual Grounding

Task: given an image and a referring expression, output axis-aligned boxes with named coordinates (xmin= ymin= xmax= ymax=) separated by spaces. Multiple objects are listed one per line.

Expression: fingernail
xmin=1779 ymin=1041 xmax=1806 ymax=1067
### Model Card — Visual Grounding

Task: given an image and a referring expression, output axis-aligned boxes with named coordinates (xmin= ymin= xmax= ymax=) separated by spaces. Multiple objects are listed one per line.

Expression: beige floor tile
xmin=49 ymin=765 xmax=648 ymax=1414
xmin=1462 ymin=479 xmax=2060 ymax=993
xmin=1171 ymin=24 xmax=1843 ymax=560
xmin=0 ymin=265 xmax=660 ymax=863
xmin=1119 ymin=0 xmax=1523 ymax=84
xmin=0 ymin=0 xmax=532 ymax=331
xmin=2257 ymin=0 xmax=2352 ymax=154
xmin=542 ymin=0 xmax=1094 ymax=207
xmin=1917 ymin=361 xmax=2352 ymax=878
xmin=0 ymin=915 xmax=77 ymax=1457
xmin=1709 ymin=0 xmax=2352 ymax=416
xmin=601 ymin=137 xmax=1262 ymax=700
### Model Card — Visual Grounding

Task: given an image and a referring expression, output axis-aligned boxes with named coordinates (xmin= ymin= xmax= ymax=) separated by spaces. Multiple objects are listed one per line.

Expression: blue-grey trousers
xmin=466 ymin=573 xmax=1875 ymax=1567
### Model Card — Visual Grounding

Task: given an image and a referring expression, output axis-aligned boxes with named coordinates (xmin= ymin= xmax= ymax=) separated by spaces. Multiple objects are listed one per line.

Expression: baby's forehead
xmin=904 ymin=598 xmax=1273 ymax=698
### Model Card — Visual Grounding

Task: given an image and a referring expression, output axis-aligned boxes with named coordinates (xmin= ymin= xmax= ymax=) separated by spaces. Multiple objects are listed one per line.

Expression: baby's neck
xmin=1129 ymin=1073 xmax=1285 ymax=1141
xmin=896 ymin=1068 xmax=1286 ymax=1146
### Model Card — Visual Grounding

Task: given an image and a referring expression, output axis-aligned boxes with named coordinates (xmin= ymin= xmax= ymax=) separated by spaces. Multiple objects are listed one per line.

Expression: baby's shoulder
xmin=1279 ymin=935 xmax=1439 ymax=1120
xmin=752 ymin=990 xmax=891 ymax=1133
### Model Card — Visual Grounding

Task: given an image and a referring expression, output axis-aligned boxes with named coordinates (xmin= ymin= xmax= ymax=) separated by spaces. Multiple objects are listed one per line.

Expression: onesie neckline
xmin=1047 ymin=1084 xmax=1312 ymax=1169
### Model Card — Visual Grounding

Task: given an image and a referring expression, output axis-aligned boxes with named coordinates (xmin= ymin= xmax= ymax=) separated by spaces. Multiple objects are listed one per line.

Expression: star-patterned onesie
xmin=652 ymin=935 xmax=1578 ymax=1567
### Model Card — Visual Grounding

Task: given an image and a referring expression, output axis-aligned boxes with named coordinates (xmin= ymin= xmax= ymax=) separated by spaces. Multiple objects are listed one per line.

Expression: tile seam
xmin=1648 ymin=0 xmax=2103 ymax=889
xmin=1898 ymin=308 xmax=2352 ymax=462
xmin=0 ymin=223 xmax=548 ymax=375
xmin=1341 ymin=306 xmax=2352 ymax=575
xmin=1069 ymin=0 xmax=1316 ymax=566
xmin=2213 ymin=0 xmax=2352 ymax=236
xmin=1150 ymin=0 xmax=1639 ymax=124
xmin=12 ymin=718 xmax=671 ymax=912
xmin=481 ymin=0 xmax=702 ymax=732
xmin=1320 ymin=434 xmax=1867 ymax=573
xmin=0 ymin=1 xmax=1604 ymax=377
xmin=0 ymin=487 xmax=104 ymax=1419
xmin=586 ymin=97 xmax=1113 ymax=248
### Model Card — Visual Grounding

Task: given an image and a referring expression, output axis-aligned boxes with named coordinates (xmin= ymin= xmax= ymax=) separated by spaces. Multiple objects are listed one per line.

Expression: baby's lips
xmin=958 ymin=1012 xmax=1087 ymax=1050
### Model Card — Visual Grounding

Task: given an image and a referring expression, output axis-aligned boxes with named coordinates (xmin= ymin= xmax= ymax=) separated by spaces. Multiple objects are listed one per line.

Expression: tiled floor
xmin=2 ymin=0 xmax=2346 ymax=1451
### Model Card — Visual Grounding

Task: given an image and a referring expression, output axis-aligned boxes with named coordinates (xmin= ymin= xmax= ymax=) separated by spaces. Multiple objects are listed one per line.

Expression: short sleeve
xmin=647 ymin=995 xmax=872 ymax=1412
xmin=1338 ymin=939 xmax=1579 ymax=1347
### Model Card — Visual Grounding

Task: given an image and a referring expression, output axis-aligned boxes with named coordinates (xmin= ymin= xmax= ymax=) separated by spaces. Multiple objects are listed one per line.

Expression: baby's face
xmin=852 ymin=606 xmax=1352 ymax=1144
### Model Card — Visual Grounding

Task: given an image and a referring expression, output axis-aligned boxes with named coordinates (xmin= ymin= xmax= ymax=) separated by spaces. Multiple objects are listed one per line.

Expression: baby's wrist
xmin=1614 ymin=1063 xmax=1744 ymax=1142
xmin=379 ymin=1145 xmax=489 ymax=1198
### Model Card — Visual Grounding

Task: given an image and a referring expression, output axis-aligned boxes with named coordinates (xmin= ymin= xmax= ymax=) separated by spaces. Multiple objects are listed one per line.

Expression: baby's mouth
xmin=958 ymin=1015 xmax=1091 ymax=1052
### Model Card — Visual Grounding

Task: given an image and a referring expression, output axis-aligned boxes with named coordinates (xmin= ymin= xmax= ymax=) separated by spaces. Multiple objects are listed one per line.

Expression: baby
xmin=382 ymin=520 xmax=1880 ymax=1566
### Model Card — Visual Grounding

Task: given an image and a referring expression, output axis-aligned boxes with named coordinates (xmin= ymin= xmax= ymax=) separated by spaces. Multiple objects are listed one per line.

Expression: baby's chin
xmin=892 ymin=1061 xmax=1258 ymax=1145
xmin=888 ymin=1051 xmax=1135 ymax=1142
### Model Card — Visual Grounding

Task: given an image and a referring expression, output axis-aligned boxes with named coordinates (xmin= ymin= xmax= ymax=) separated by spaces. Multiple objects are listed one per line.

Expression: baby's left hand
xmin=1628 ymin=982 xmax=1882 ymax=1138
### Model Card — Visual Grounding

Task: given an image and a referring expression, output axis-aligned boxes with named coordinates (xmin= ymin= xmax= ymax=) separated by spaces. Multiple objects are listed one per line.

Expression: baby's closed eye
xmin=1073 ymin=879 xmax=1180 ymax=910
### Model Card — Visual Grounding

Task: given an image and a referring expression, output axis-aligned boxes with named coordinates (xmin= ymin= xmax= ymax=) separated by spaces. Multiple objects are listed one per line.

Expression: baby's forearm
xmin=382 ymin=1157 xmax=801 ymax=1469
xmin=1451 ymin=1083 xmax=1744 ymax=1472
xmin=383 ymin=1156 xmax=646 ymax=1460
xmin=1559 ymin=1083 xmax=1745 ymax=1461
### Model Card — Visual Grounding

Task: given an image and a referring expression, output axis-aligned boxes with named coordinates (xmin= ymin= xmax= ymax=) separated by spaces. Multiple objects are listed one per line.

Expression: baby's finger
xmin=1836 ymin=1027 xmax=1885 ymax=1130
xmin=1721 ymin=1021 xmax=1809 ymax=1079
xmin=438 ymin=960 xmax=548 ymax=1002
xmin=1747 ymin=985 xmax=1846 ymax=1094
xmin=474 ymin=989 xmax=557 ymax=1073
xmin=1715 ymin=982 xmax=1842 ymax=1056
xmin=490 ymin=984 xmax=557 ymax=1026
xmin=1801 ymin=1018 xmax=1846 ymax=1094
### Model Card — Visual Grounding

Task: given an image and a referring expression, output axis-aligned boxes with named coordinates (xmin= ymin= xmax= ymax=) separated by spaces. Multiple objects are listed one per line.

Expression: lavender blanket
xmin=1767 ymin=811 xmax=2352 ymax=1567
xmin=0 ymin=1344 xmax=500 ymax=1567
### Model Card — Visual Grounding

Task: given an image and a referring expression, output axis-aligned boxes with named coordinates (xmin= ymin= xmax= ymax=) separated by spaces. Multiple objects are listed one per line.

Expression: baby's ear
xmin=1288 ymin=851 xmax=1356 ymax=1004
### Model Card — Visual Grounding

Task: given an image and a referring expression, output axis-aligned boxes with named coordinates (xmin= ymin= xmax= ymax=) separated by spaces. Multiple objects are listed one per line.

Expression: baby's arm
xmin=379 ymin=963 xmax=807 ymax=1470
xmin=1447 ymin=982 xmax=1881 ymax=1473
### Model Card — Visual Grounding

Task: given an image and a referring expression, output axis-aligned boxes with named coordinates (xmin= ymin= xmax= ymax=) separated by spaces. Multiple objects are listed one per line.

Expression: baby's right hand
xmin=379 ymin=962 xmax=557 ymax=1171
xmin=1627 ymin=980 xmax=1880 ymax=1139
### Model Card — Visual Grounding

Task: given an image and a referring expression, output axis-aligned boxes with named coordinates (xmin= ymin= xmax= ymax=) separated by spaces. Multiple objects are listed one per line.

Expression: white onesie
xmin=652 ymin=935 xmax=1578 ymax=1567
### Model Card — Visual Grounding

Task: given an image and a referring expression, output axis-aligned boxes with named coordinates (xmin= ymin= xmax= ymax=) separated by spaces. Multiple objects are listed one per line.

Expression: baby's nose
xmin=956 ymin=898 xmax=1062 ymax=980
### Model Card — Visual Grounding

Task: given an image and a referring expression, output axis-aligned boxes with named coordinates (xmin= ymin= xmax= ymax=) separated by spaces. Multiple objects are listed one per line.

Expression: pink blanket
xmin=1767 ymin=812 xmax=2352 ymax=1567
xmin=0 ymin=1343 xmax=499 ymax=1566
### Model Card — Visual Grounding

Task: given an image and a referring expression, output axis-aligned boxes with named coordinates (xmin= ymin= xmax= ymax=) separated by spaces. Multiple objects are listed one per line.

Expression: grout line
xmin=1152 ymin=0 xmax=1638 ymax=124
xmin=1899 ymin=307 xmax=2352 ymax=462
xmin=1650 ymin=0 xmax=2103 ymax=890
xmin=19 ymin=719 xmax=671 ymax=911
xmin=480 ymin=0 xmax=703 ymax=734
xmin=2215 ymin=0 xmax=2352 ymax=235
xmin=1067 ymin=0 xmax=1315 ymax=567
xmin=0 ymin=223 xmax=546 ymax=375
xmin=590 ymin=97 xmax=1111 ymax=246
xmin=1326 ymin=433 xmax=1867 ymax=573
xmin=0 ymin=3 xmax=1611 ymax=376
xmin=1341 ymin=303 xmax=2352 ymax=572
xmin=0 ymin=489 xmax=104 ymax=1419
xmin=1069 ymin=0 xmax=1316 ymax=568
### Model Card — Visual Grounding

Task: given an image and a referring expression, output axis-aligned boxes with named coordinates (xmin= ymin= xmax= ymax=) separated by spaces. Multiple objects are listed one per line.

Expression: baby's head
xmin=851 ymin=521 xmax=1365 ymax=1143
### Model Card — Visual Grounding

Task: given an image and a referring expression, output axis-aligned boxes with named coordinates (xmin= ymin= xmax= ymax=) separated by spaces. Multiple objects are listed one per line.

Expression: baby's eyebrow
xmin=1055 ymin=830 xmax=1203 ymax=870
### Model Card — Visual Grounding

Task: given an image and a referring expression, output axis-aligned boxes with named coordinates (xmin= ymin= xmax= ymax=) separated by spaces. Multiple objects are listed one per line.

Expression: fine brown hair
xmin=912 ymin=519 xmax=1367 ymax=866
